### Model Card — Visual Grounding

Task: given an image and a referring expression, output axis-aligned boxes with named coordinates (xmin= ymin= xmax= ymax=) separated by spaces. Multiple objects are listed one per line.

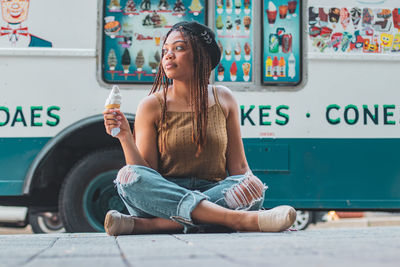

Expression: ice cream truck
xmin=0 ymin=0 xmax=399 ymax=233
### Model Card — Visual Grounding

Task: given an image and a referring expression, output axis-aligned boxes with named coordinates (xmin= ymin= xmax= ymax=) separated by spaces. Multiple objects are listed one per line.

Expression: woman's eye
xmin=175 ymin=46 xmax=184 ymax=51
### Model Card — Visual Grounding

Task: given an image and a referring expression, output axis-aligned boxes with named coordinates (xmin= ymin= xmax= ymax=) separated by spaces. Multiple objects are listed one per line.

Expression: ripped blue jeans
xmin=114 ymin=165 xmax=267 ymax=233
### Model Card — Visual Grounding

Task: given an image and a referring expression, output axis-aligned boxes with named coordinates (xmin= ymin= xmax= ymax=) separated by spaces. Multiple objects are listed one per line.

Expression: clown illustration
xmin=0 ymin=0 xmax=52 ymax=47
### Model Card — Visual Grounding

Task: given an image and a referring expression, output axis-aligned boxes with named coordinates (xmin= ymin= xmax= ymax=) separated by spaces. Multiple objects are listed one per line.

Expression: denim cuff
xmin=171 ymin=191 xmax=209 ymax=233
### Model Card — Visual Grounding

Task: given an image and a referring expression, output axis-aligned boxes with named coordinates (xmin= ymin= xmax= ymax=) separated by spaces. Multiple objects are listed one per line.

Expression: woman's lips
xmin=164 ymin=63 xmax=176 ymax=69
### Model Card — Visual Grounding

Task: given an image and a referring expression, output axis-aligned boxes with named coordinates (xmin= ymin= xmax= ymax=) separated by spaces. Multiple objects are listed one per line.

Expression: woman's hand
xmin=103 ymin=109 xmax=134 ymax=142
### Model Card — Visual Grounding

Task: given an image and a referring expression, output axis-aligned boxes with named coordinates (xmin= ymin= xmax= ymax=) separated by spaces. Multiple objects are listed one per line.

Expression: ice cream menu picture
xmin=102 ymin=0 xmax=206 ymax=84
xmin=308 ymin=6 xmax=400 ymax=54
xmin=263 ymin=0 xmax=302 ymax=85
xmin=214 ymin=0 xmax=253 ymax=83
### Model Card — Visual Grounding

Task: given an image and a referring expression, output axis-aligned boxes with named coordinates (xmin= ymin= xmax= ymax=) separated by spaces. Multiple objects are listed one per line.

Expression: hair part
xmin=149 ymin=28 xmax=212 ymax=157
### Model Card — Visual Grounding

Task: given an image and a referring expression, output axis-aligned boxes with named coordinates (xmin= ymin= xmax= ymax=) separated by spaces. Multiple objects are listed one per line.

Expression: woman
xmin=103 ymin=21 xmax=296 ymax=235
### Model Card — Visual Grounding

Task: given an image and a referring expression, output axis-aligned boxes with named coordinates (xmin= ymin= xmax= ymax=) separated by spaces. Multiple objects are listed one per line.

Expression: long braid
xmin=149 ymin=28 xmax=212 ymax=156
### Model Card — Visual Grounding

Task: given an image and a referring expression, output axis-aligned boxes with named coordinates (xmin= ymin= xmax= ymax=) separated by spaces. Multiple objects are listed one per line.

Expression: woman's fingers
xmin=103 ymin=108 xmax=127 ymax=137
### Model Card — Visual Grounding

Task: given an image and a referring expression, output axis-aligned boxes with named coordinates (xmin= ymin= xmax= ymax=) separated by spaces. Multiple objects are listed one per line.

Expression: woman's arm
xmin=216 ymin=86 xmax=250 ymax=175
xmin=103 ymin=95 xmax=160 ymax=169
xmin=134 ymin=95 xmax=160 ymax=170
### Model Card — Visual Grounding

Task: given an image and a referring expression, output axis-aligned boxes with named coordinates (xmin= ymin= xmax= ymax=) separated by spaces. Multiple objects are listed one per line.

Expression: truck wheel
xmin=29 ymin=212 xmax=65 ymax=234
xmin=59 ymin=148 xmax=127 ymax=232
xmin=292 ymin=210 xmax=314 ymax=230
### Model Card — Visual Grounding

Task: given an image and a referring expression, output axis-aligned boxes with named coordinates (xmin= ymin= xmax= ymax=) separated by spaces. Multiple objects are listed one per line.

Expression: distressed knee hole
xmin=116 ymin=165 xmax=139 ymax=185
xmin=224 ymin=172 xmax=265 ymax=210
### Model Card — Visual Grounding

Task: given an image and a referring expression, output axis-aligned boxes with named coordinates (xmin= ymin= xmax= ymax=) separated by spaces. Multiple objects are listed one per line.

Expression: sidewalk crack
xmin=171 ymin=234 xmax=243 ymax=265
xmin=115 ymin=237 xmax=133 ymax=267
xmin=22 ymin=237 xmax=59 ymax=265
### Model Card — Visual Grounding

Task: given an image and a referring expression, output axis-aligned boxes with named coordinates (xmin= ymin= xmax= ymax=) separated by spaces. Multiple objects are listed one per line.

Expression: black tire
xmin=59 ymin=148 xmax=127 ymax=232
xmin=29 ymin=212 xmax=65 ymax=234
xmin=292 ymin=210 xmax=314 ymax=230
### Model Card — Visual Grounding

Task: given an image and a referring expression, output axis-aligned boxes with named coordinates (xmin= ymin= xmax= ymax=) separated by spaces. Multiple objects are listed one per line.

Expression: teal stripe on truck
xmin=0 ymin=137 xmax=400 ymax=210
xmin=0 ymin=137 xmax=50 ymax=196
xmin=243 ymin=138 xmax=400 ymax=210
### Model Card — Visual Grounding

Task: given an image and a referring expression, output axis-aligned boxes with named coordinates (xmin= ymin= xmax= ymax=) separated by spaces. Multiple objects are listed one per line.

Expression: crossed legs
xmin=105 ymin=165 xmax=295 ymax=235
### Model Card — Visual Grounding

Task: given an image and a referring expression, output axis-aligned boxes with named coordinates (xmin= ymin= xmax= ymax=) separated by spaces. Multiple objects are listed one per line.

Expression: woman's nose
xmin=165 ymin=50 xmax=174 ymax=59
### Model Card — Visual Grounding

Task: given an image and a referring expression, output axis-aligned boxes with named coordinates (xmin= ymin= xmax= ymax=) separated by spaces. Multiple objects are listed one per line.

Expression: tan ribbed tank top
xmin=155 ymin=86 xmax=227 ymax=181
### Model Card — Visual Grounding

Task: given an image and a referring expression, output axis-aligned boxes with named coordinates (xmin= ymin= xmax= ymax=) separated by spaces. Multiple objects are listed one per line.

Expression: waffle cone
xmin=105 ymin=104 xmax=120 ymax=109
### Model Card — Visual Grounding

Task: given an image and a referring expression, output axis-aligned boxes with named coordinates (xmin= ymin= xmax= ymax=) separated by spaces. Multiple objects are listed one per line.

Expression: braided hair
xmin=149 ymin=27 xmax=212 ymax=157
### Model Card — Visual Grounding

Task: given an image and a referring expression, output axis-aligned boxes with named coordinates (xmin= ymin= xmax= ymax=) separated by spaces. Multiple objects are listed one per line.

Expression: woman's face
xmin=162 ymin=30 xmax=193 ymax=81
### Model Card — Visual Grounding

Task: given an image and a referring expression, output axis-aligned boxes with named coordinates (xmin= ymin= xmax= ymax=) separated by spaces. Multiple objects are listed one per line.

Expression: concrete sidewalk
xmin=1 ymin=226 xmax=400 ymax=267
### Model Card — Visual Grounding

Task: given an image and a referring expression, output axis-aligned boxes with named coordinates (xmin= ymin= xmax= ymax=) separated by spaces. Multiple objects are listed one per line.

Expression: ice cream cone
xmin=105 ymin=85 xmax=122 ymax=137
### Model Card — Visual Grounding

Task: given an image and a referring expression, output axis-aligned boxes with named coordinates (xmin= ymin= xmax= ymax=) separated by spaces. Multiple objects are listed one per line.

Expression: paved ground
xmin=1 ymin=226 xmax=400 ymax=267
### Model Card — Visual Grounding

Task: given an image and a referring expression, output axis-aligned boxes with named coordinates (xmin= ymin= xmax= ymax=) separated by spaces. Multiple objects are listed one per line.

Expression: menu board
xmin=102 ymin=0 xmax=206 ymax=84
xmin=214 ymin=0 xmax=253 ymax=82
xmin=262 ymin=0 xmax=302 ymax=85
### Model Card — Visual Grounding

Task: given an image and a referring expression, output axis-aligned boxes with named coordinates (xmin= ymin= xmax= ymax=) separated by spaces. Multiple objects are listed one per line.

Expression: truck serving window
xmin=101 ymin=0 xmax=207 ymax=84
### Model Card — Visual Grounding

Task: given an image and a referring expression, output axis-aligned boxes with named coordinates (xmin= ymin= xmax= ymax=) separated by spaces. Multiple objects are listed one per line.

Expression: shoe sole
xmin=104 ymin=210 xmax=119 ymax=236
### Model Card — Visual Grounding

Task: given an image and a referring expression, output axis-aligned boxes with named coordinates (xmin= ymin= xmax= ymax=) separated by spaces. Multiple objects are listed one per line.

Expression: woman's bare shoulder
xmin=213 ymin=85 xmax=237 ymax=116
xmin=214 ymin=85 xmax=235 ymax=101
xmin=136 ymin=93 xmax=162 ymax=120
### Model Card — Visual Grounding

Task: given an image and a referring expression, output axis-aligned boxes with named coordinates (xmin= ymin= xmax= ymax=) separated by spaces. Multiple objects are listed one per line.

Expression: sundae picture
xmin=244 ymin=0 xmax=251 ymax=15
xmin=124 ymin=0 xmax=136 ymax=15
xmin=279 ymin=4 xmax=288 ymax=19
xmin=244 ymin=42 xmax=251 ymax=60
xmin=244 ymin=16 xmax=251 ymax=33
xmin=122 ymin=23 xmax=133 ymax=47
xmin=189 ymin=0 xmax=203 ymax=16
xmin=109 ymin=0 xmax=121 ymax=11
xmin=225 ymin=43 xmax=232 ymax=60
xmin=158 ymin=0 xmax=169 ymax=11
xmin=217 ymin=0 xmax=224 ymax=14
xmin=288 ymin=1 xmax=297 ymax=17
xmin=107 ymin=49 xmax=117 ymax=79
xmin=266 ymin=1 xmax=277 ymax=25
xmin=242 ymin=63 xmax=251 ymax=82
xmin=235 ymin=17 xmax=241 ymax=31
xmin=173 ymin=0 xmax=186 ymax=13
xmin=234 ymin=42 xmax=241 ymax=61
xmin=226 ymin=0 xmax=232 ymax=14
xmin=230 ymin=62 xmax=237 ymax=81
xmin=235 ymin=0 xmax=241 ymax=15
xmin=104 ymin=16 xmax=121 ymax=39
xmin=216 ymin=15 xmax=224 ymax=34
xmin=105 ymin=85 xmax=122 ymax=137
xmin=226 ymin=16 xmax=233 ymax=32
xmin=217 ymin=63 xmax=225 ymax=81
xmin=140 ymin=0 xmax=151 ymax=11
